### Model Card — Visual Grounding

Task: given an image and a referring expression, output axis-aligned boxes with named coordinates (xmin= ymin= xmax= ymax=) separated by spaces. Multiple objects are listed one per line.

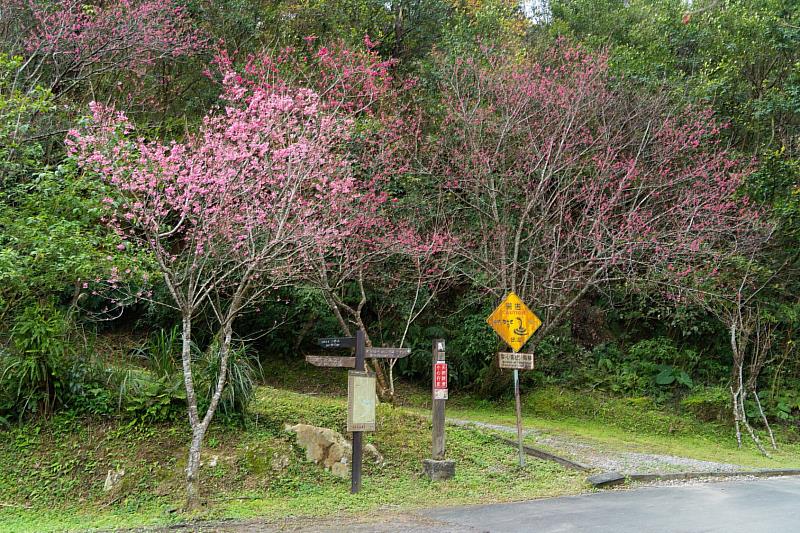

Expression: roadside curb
xmin=495 ymin=436 xmax=592 ymax=472
xmin=586 ymin=469 xmax=800 ymax=488
xmin=624 ymin=468 xmax=800 ymax=483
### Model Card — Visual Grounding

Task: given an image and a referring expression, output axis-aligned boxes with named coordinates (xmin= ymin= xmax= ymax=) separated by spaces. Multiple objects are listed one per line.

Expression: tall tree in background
xmin=429 ymin=42 xmax=762 ymax=394
xmin=69 ymin=44 xmax=394 ymax=505
xmin=546 ymin=0 xmax=800 ymax=409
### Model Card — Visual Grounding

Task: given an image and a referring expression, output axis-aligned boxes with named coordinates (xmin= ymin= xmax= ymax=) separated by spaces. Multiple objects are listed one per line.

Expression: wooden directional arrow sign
xmin=319 ymin=337 xmax=356 ymax=349
xmin=306 ymin=355 xmax=356 ymax=368
xmin=307 ymin=343 xmax=409 ymax=367
xmin=364 ymin=347 xmax=411 ymax=359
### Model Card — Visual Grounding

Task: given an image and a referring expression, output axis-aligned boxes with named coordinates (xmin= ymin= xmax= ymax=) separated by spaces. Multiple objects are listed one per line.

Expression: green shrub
xmin=110 ymin=367 xmax=185 ymax=423
xmin=444 ymin=309 xmax=500 ymax=389
xmin=570 ymin=338 xmax=699 ymax=400
xmin=681 ymin=387 xmax=731 ymax=423
xmin=130 ymin=325 xmax=181 ymax=378
xmin=119 ymin=328 xmax=260 ymax=422
xmin=770 ymin=386 xmax=800 ymax=423
xmin=195 ymin=342 xmax=260 ymax=419
xmin=0 ymin=304 xmax=73 ymax=420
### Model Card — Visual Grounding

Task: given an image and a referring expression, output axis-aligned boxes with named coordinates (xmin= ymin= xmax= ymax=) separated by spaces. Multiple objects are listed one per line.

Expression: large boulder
xmin=286 ymin=423 xmax=352 ymax=478
xmin=285 ymin=423 xmax=383 ymax=479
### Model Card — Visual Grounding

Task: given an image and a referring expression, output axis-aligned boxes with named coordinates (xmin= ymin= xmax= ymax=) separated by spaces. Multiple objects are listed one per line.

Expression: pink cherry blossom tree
xmin=4 ymin=0 xmax=204 ymax=102
xmin=256 ymin=38 xmax=458 ymax=399
xmin=222 ymin=37 xmax=457 ymax=398
xmin=428 ymin=42 xmax=763 ymax=395
xmin=68 ymin=60 xmax=367 ymax=506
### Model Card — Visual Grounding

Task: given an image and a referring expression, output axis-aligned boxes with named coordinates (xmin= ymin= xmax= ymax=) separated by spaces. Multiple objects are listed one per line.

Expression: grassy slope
xmin=264 ymin=359 xmax=800 ymax=469
xmin=0 ymin=386 xmax=584 ymax=533
xmin=2 ymin=360 xmax=799 ymax=532
xmin=439 ymin=386 xmax=800 ymax=470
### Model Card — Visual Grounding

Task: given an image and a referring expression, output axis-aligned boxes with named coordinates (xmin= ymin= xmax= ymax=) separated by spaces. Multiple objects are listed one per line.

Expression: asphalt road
xmin=150 ymin=477 xmax=800 ymax=532
xmin=422 ymin=477 xmax=800 ymax=533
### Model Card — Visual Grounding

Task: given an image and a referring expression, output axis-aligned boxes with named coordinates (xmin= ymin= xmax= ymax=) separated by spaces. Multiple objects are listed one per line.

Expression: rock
xmin=422 ymin=459 xmax=456 ymax=481
xmin=365 ymin=443 xmax=385 ymax=465
xmin=286 ymin=423 xmax=352 ymax=467
xmin=271 ymin=453 xmax=290 ymax=472
xmin=285 ymin=423 xmax=384 ymax=478
xmin=103 ymin=468 xmax=125 ymax=492
xmin=327 ymin=439 xmax=351 ymax=467
xmin=208 ymin=455 xmax=218 ymax=468
xmin=587 ymin=471 xmax=626 ymax=488
xmin=330 ymin=460 xmax=349 ymax=479
xmin=288 ymin=423 xmax=370 ymax=479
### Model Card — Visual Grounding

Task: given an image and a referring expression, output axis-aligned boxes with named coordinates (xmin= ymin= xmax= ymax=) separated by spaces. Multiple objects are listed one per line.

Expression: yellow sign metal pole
xmin=513 ymin=366 xmax=525 ymax=467
xmin=487 ymin=292 xmax=541 ymax=468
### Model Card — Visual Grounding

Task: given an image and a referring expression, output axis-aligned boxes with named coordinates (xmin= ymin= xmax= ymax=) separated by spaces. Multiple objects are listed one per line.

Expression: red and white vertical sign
xmin=434 ymin=361 xmax=448 ymax=400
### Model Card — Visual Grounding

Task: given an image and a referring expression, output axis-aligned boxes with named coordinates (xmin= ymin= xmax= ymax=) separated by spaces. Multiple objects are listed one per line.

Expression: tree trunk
xmin=729 ymin=321 xmax=769 ymax=456
xmin=358 ymin=323 xmax=392 ymax=402
xmin=185 ymin=426 xmax=206 ymax=509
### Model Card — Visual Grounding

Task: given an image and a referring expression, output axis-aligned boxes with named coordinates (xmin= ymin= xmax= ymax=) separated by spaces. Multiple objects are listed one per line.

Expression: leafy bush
xmin=0 ymin=304 xmax=120 ymax=422
xmin=110 ymin=367 xmax=185 ymax=423
xmin=770 ymin=387 xmax=800 ymax=424
xmin=446 ymin=311 xmax=499 ymax=388
xmin=117 ymin=327 xmax=260 ymax=422
xmin=195 ymin=342 xmax=260 ymax=419
xmin=579 ymin=342 xmax=652 ymax=394
xmin=531 ymin=327 xmax=592 ymax=386
xmin=0 ymin=304 xmax=73 ymax=420
xmin=681 ymin=387 xmax=731 ymax=423
xmin=130 ymin=325 xmax=181 ymax=378
xmin=565 ymin=337 xmax=699 ymax=400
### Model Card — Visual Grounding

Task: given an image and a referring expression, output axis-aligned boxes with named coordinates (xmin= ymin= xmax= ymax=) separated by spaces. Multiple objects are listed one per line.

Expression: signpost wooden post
xmin=487 ymin=292 xmax=542 ymax=467
xmin=307 ymin=332 xmax=411 ymax=493
xmin=423 ymin=338 xmax=455 ymax=480
xmin=432 ymin=339 xmax=447 ymax=459
xmin=350 ymin=330 xmax=366 ymax=494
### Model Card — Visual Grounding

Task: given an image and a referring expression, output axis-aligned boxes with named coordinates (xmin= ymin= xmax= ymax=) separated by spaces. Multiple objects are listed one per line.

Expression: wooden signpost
xmin=423 ymin=338 xmax=455 ymax=480
xmin=365 ymin=347 xmax=411 ymax=358
xmin=350 ymin=330 xmax=367 ymax=494
xmin=487 ymin=292 xmax=542 ymax=467
xmin=319 ymin=336 xmax=356 ymax=349
xmin=307 ymin=331 xmax=410 ymax=493
xmin=305 ymin=355 xmax=356 ymax=368
xmin=305 ymin=347 xmax=410 ymax=369
xmin=432 ymin=339 xmax=447 ymax=457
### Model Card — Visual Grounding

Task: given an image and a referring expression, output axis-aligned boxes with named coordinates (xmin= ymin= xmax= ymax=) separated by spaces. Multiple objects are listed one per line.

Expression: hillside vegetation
xmin=1 ymin=0 xmax=799 ymax=522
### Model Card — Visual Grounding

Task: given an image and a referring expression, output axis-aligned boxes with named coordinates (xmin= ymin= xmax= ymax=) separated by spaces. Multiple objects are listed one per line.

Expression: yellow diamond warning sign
xmin=486 ymin=292 xmax=542 ymax=352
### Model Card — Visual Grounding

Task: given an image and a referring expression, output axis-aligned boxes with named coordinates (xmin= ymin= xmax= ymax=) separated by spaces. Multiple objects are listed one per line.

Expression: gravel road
xmin=448 ymin=418 xmax=743 ymax=474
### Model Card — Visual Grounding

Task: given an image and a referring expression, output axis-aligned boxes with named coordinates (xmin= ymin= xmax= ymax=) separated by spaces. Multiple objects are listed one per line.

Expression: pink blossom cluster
xmin=66 ymin=39 xmax=442 ymax=313
xmin=14 ymin=0 xmax=205 ymax=77
xmin=431 ymin=41 xmax=767 ymax=309
xmin=67 ymin=69 xmax=365 ymax=291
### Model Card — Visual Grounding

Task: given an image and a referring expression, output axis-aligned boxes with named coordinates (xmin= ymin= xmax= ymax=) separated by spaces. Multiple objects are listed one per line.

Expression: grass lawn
xmin=2 ymin=360 xmax=799 ymax=532
xmin=0 ymin=386 xmax=585 ymax=533
xmin=418 ymin=387 xmax=800 ymax=471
